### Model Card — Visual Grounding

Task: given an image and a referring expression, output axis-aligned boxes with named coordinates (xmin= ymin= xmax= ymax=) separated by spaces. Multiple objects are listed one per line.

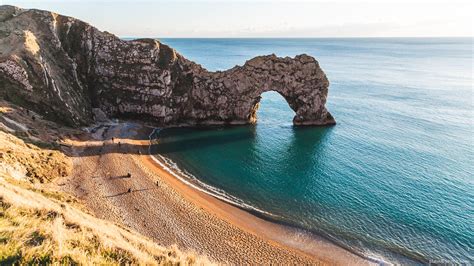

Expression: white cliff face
xmin=0 ymin=5 xmax=335 ymax=127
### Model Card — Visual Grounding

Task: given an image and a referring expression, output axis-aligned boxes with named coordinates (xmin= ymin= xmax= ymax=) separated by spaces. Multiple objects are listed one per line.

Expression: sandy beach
xmin=56 ymin=122 xmax=372 ymax=265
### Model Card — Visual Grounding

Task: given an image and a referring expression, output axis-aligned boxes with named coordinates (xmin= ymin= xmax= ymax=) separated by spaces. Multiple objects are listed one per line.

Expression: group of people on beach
xmin=106 ymin=137 xmax=159 ymax=194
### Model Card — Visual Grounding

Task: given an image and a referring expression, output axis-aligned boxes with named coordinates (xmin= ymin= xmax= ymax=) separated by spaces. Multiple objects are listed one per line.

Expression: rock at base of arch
xmin=293 ymin=112 xmax=336 ymax=126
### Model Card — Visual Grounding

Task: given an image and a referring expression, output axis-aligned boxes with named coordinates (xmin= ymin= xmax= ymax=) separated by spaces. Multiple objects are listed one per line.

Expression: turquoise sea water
xmin=151 ymin=38 xmax=473 ymax=264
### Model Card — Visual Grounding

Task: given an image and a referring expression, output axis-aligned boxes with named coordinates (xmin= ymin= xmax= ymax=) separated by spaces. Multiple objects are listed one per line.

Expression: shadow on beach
xmin=61 ymin=129 xmax=256 ymax=157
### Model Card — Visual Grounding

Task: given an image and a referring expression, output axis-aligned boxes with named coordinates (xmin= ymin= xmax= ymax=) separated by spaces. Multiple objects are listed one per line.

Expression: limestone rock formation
xmin=0 ymin=5 xmax=335 ymax=127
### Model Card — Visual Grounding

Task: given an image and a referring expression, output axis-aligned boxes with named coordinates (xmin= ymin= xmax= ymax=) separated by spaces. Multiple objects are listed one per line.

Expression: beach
xmin=56 ymin=122 xmax=372 ymax=265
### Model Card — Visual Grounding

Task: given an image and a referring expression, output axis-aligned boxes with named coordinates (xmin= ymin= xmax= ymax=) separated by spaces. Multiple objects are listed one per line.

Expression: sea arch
xmin=188 ymin=54 xmax=336 ymax=126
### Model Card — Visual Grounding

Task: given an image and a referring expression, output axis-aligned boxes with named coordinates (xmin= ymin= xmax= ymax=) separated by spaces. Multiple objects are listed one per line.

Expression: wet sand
xmin=57 ymin=122 xmax=372 ymax=265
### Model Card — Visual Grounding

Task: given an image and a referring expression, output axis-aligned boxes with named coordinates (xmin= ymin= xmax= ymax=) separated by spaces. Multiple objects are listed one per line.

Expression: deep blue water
xmin=152 ymin=38 xmax=473 ymax=264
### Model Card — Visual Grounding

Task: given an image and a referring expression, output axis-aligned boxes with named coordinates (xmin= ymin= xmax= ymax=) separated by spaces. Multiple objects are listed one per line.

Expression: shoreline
xmin=144 ymin=127 xmax=374 ymax=265
xmin=60 ymin=122 xmax=374 ymax=264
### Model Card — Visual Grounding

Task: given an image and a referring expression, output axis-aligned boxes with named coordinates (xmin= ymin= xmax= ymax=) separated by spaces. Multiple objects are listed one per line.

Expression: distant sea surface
xmin=148 ymin=38 xmax=473 ymax=264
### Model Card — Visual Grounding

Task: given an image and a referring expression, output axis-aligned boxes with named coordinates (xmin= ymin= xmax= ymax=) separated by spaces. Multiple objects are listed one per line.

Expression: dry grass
xmin=0 ymin=101 xmax=212 ymax=264
xmin=0 ymin=100 xmax=75 ymax=183
xmin=0 ymin=175 xmax=212 ymax=265
xmin=0 ymin=130 xmax=71 ymax=183
xmin=0 ymin=106 xmax=13 ymax=113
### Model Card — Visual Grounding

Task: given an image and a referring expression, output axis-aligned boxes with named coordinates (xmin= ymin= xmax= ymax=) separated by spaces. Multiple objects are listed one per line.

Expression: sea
xmin=147 ymin=38 xmax=473 ymax=264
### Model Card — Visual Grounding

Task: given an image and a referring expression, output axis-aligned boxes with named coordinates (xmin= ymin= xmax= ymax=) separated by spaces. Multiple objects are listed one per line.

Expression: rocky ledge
xmin=0 ymin=5 xmax=335 ymax=127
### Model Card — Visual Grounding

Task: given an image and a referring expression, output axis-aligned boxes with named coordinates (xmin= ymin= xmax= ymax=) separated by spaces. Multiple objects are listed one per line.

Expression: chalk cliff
xmin=0 ymin=5 xmax=335 ymax=127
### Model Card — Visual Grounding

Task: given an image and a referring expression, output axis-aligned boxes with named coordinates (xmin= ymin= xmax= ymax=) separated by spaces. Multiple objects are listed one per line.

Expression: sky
xmin=2 ymin=0 xmax=473 ymax=37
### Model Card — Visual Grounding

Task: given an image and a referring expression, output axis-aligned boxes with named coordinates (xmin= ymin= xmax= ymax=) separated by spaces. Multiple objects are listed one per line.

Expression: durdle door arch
xmin=185 ymin=54 xmax=337 ymax=126
xmin=0 ymin=6 xmax=335 ymax=127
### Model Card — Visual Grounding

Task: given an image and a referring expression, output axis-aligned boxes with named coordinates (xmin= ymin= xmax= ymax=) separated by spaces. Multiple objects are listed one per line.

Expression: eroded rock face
xmin=0 ymin=5 xmax=335 ymax=127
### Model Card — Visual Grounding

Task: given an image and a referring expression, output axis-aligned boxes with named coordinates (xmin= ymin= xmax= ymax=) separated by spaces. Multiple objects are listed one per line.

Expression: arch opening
xmin=252 ymin=91 xmax=296 ymax=125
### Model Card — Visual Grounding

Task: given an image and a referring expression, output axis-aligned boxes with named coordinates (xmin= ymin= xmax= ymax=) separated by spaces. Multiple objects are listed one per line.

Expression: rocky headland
xmin=0 ymin=5 xmax=334 ymax=128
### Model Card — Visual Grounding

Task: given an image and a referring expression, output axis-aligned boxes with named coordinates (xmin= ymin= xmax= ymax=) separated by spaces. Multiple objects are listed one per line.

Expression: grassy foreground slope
xmin=0 ymin=101 xmax=211 ymax=265
xmin=0 ymin=177 xmax=210 ymax=265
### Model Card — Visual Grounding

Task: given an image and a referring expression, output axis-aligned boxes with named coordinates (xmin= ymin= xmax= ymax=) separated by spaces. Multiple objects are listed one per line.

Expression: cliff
xmin=0 ymin=5 xmax=335 ymax=127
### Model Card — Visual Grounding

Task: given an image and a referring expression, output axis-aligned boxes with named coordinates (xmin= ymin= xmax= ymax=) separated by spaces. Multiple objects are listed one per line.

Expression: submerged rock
xmin=0 ymin=5 xmax=335 ymax=127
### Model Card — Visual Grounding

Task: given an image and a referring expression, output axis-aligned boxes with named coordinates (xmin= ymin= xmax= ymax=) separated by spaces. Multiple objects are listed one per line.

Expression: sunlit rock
xmin=0 ymin=5 xmax=335 ymax=127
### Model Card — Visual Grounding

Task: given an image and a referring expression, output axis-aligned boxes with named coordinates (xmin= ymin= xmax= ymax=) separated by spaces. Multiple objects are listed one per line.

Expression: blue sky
xmin=2 ymin=0 xmax=473 ymax=37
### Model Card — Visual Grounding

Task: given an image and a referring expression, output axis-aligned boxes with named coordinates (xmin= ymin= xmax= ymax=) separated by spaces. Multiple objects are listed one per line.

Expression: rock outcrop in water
xmin=0 ymin=5 xmax=335 ymax=127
